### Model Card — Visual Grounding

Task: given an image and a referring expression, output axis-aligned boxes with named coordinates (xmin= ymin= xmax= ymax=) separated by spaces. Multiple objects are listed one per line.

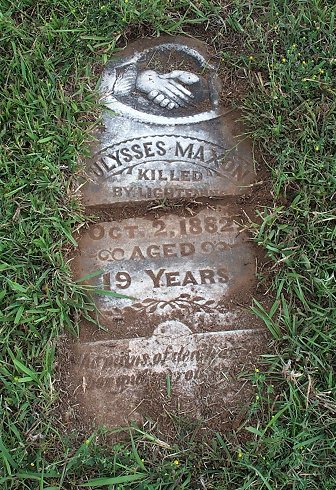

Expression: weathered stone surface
xmin=82 ymin=37 xmax=255 ymax=206
xmin=72 ymin=206 xmax=256 ymax=332
xmin=74 ymin=320 xmax=266 ymax=427
xmin=66 ymin=36 xmax=268 ymax=430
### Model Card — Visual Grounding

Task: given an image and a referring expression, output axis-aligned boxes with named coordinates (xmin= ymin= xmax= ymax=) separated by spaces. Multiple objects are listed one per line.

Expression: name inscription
xmin=90 ymin=135 xmax=248 ymax=182
xmin=83 ymin=133 xmax=254 ymax=206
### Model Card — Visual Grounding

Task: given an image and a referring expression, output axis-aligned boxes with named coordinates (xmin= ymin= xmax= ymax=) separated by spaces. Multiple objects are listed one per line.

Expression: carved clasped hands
xmin=135 ymin=70 xmax=199 ymax=110
xmin=105 ymin=64 xmax=200 ymax=110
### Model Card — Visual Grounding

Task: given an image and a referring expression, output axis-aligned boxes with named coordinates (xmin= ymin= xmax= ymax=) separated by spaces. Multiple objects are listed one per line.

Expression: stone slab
xmin=72 ymin=206 xmax=256 ymax=334
xmin=66 ymin=36 xmax=268 ymax=430
xmin=82 ymin=37 xmax=255 ymax=206
xmin=73 ymin=320 xmax=266 ymax=427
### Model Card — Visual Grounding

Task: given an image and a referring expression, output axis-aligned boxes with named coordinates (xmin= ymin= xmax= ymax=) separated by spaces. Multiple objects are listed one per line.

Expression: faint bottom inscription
xmin=73 ymin=321 xmax=266 ymax=427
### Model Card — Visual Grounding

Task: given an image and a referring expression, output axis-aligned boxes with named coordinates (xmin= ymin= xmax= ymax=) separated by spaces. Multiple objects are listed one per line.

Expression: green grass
xmin=1 ymin=0 xmax=335 ymax=488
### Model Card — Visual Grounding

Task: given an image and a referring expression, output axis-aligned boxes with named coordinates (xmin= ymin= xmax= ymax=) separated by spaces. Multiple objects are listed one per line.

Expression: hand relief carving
xmin=135 ymin=70 xmax=199 ymax=109
xmin=110 ymin=65 xmax=200 ymax=110
xmin=99 ymin=40 xmax=224 ymax=123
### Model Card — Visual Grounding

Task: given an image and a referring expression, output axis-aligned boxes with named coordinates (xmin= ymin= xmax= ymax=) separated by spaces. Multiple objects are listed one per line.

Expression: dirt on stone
xmin=61 ymin=192 xmax=272 ymax=435
xmin=56 ymin=34 xmax=274 ymax=440
xmin=56 ymin=326 xmax=269 ymax=442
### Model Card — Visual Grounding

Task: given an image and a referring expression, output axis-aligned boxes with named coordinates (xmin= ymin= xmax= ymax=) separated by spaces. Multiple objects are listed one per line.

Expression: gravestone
xmin=70 ymin=37 xmax=267 ymax=428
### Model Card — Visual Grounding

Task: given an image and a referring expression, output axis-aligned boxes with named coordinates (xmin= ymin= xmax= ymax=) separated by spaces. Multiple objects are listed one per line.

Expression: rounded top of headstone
xmin=152 ymin=320 xmax=193 ymax=338
xmin=100 ymin=36 xmax=222 ymax=125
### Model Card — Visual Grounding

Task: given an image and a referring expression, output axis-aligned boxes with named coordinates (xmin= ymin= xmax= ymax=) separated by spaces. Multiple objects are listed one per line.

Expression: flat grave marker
xmin=67 ymin=36 xmax=267 ymax=429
